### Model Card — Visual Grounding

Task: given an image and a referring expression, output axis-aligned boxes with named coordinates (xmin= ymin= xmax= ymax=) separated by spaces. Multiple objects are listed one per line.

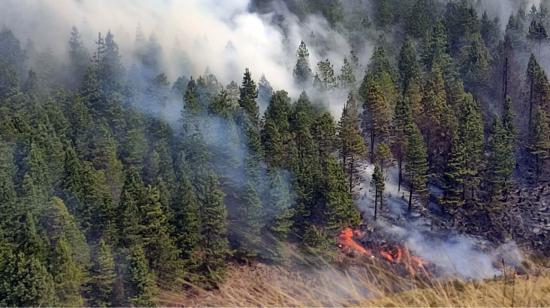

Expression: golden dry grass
xmin=156 ymin=256 xmax=550 ymax=307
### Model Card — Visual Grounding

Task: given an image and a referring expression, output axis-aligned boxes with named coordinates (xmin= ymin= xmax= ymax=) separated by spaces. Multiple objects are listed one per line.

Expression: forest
xmin=0 ymin=0 xmax=549 ymax=306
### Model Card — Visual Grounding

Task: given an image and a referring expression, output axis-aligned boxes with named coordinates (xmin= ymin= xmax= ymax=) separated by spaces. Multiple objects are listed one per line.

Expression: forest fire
xmin=338 ymin=228 xmax=430 ymax=277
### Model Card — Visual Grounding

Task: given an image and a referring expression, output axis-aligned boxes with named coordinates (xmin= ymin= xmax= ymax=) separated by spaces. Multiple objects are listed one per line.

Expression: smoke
xmin=383 ymin=223 xmax=523 ymax=279
xmin=357 ymin=164 xmax=524 ymax=280
xmin=0 ymin=0 xmax=370 ymax=108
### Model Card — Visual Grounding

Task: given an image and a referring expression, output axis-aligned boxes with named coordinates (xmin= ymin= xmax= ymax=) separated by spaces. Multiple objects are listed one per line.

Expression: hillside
xmin=0 ymin=0 xmax=549 ymax=306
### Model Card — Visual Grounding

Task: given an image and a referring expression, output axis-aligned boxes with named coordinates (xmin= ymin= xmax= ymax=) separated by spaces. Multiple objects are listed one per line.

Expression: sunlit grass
xmin=155 ymin=252 xmax=550 ymax=307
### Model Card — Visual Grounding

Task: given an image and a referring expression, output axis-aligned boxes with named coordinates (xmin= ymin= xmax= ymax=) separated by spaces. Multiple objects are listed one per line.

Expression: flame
xmin=338 ymin=228 xmax=430 ymax=277
xmin=338 ymin=227 xmax=373 ymax=257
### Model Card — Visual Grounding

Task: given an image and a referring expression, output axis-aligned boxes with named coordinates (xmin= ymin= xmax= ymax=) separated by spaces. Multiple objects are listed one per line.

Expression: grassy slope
xmin=157 ymin=259 xmax=550 ymax=307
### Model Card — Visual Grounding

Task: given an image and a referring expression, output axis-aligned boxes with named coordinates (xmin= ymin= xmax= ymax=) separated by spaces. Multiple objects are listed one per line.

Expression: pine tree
xmin=316 ymin=59 xmax=337 ymax=90
xmin=172 ymin=153 xmax=201 ymax=273
xmin=360 ymin=74 xmax=392 ymax=158
xmin=486 ymin=119 xmax=515 ymax=200
xmin=293 ymin=41 xmax=313 ymax=87
xmin=392 ymin=98 xmax=412 ymax=192
xmin=406 ymin=0 xmax=436 ymax=38
xmin=197 ymin=172 xmax=230 ymax=288
xmin=49 ymin=237 xmax=84 ymax=306
xmin=338 ymin=93 xmax=367 ymax=193
xmin=124 ymin=245 xmax=156 ymax=307
xmin=443 ymin=94 xmax=484 ymax=207
xmin=117 ymin=168 xmax=144 ymax=248
xmin=67 ymin=27 xmax=89 ymax=89
xmin=0 ymin=250 xmax=56 ymax=306
xmin=398 ymin=37 xmax=421 ymax=93
xmin=87 ymin=239 xmax=116 ymax=307
xmin=405 ymin=123 xmax=429 ymax=212
xmin=529 ymin=107 xmax=550 ymax=179
xmin=371 ymin=165 xmax=385 ymax=220
xmin=312 ymin=112 xmax=337 ymax=161
xmin=338 ymin=57 xmax=356 ymax=89
xmin=262 ymin=90 xmax=292 ymax=169
xmin=139 ymin=185 xmax=182 ymax=282
xmin=239 ymin=68 xmax=260 ymax=128
xmin=323 ymin=156 xmax=361 ymax=232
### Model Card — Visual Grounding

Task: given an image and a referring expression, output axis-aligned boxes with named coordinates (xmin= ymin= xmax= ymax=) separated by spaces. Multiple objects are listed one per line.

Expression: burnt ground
xmin=355 ymin=163 xmax=550 ymax=260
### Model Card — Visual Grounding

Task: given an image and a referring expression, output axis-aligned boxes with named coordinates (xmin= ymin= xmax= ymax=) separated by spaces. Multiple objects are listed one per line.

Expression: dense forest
xmin=0 ymin=0 xmax=549 ymax=306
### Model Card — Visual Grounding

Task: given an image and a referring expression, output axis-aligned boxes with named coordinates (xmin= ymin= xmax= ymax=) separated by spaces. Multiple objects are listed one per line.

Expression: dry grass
xmin=156 ymin=255 xmax=550 ymax=307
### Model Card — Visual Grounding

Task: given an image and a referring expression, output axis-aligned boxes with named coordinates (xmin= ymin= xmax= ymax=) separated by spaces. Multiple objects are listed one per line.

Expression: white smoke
xmin=0 ymin=0 xmax=368 ymax=107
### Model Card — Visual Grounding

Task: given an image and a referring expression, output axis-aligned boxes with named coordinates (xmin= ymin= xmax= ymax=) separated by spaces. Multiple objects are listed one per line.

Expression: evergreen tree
xmin=398 ymin=37 xmax=421 ymax=93
xmin=87 ymin=239 xmax=116 ymax=307
xmin=406 ymin=0 xmax=437 ymax=38
xmin=529 ymin=107 xmax=550 ymax=179
xmin=0 ymin=250 xmax=56 ymax=306
xmin=197 ymin=172 xmax=230 ymax=288
xmin=371 ymin=165 xmax=385 ymax=220
xmin=316 ymin=59 xmax=337 ymax=90
xmin=338 ymin=93 xmax=367 ymax=193
xmin=262 ymin=90 xmax=292 ymax=169
xmin=49 ymin=237 xmax=84 ymax=306
xmin=67 ymin=27 xmax=90 ymax=89
xmin=293 ymin=41 xmax=313 ymax=87
xmin=486 ymin=118 xmax=515 ymax=200
xmin=239 ymin=68 xmax=260 ymax=128
xmin=443 ymin=94 xmax=484 ymax=207
xmin=405 ymin=123 xmax=429 ymax=212
xmin=338 ymin=57 xmax=356 ymax=89
xmin=392 ymin=98 xmax=412 ymax=192
xmin=124 ymin=245 xmax=156 ymax=307
xmin=323 ymin=156 xmax=361 ymax=232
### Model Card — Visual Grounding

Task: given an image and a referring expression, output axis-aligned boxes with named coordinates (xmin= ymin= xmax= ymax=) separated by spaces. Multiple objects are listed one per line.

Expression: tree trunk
xmin=408 ymin=184 xmax=414 ymax=213
xmin=348 ymin=157 xmax=354 ymax=194
xmin=397 ymin=158 xmax=402 ymax=192
xmin=374 ymin=189 xmax=378 ymax=221
xmin=529 ymin=77 xmax=534 ymax=131
xmin=370 ymin=130 xmax=375 ymax=163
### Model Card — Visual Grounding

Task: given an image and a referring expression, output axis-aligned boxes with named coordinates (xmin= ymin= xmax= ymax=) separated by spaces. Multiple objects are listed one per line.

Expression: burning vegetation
xmin=338 ymin=227 xmax=431 ymax=278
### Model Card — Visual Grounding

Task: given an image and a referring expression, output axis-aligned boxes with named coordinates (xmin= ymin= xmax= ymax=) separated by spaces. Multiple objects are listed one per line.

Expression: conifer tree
xmin=392 ymin=98 xmax=412 ymax=192
xmin=371 ymin=165 xmax=385 ymax=220
xmin=49 ymin=237 xmax=84 ymax=306
xmin=0 ymin=250 xmax=56 ymax=306
xmin=293 ymin=41 xmax=312 ymax=87
xmin=338 ymin=93 xmax=367 ymax=192
xmin=197 ymin=172 xmax=230 ymax=287
xmin=239 ymin=68 xmax=260 ymax=128
xmin=486 ymin=120 xmax=514 ymax=200
xmin=262 ymin=90 xmax=292 ymax=169
xmin=338 ymin=57 xmax=356 ymax=89
xmin=405 ymin=123 xmax=429 ymax=212
xmin=529 ymin=107 xmax=550 ymax=179
xmin=124 ymin=245 xmax=156 ymax=307
xmin=323 ymin=156 xmax=361 ymax=232
xmin=67 ymin=27 xmax=89 ymax=89
xmin=443 ymin=94 xmax=484 ymax=207
xmin=398 ymin=37 xmax=421 ymax=93
xmin=87 ymin=239 xmax=116 ymax=307
xmin=317 ymin=59 xmax=337 ymax=90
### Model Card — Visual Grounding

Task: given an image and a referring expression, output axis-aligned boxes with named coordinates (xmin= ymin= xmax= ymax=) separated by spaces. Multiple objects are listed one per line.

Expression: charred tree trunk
xmin=374 ymin=189 xmax=378 ymax=221
xmin=348 ymin=156 xmax=354 ymax=194
xmin=503 ymin=57 xmax=509 ymax=103
xmin=370 ymin=130 xmax=375 ymax=163
xmin=529 ymin=76 xmax=534 ymax=131
xmin=408 ymin=184 xmax=414 ymax=213
xmin=397 ymin=158 xmax=403 ymax=192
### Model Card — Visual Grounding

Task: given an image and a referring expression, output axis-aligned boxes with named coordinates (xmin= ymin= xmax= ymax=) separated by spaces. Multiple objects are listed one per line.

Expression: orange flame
xmin=338 ymin=227 xmax=373 ymax=257
xmin=338 ymin=228 xmax=430 ymax=277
